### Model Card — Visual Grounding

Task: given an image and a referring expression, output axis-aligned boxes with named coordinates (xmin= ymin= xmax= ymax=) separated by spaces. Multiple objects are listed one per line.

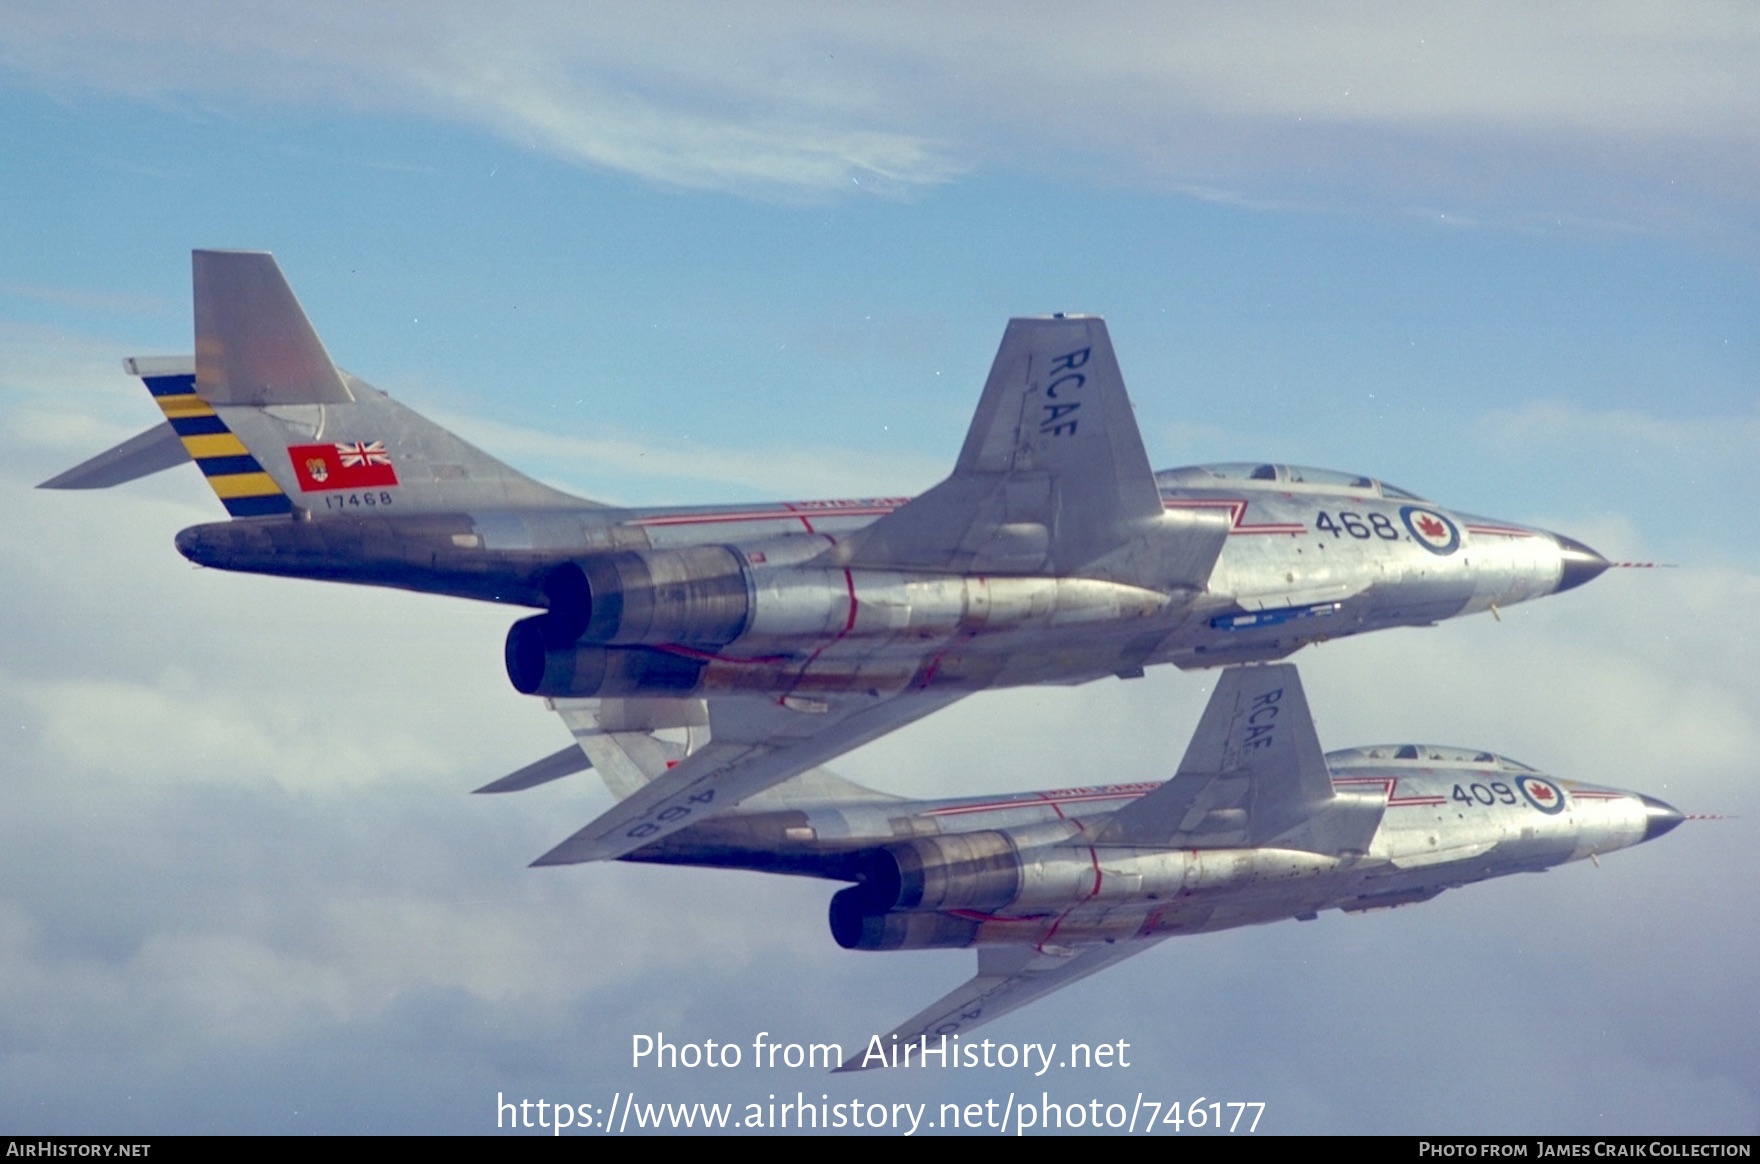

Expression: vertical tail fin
xmin=44 ymin=250 xmax=596 ymax=516
xmin=189 ymin=250 xmax=590 ymax=515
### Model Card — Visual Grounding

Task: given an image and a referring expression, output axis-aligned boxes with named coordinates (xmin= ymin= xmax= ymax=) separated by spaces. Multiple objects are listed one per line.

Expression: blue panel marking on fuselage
xmin=1210 ymin=602 xmax=1344 ymax=631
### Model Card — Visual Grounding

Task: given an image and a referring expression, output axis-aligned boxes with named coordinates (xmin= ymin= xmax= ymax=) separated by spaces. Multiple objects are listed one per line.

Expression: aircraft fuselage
xmin=623 ymin=748 xmax=1682 ymax=955
xmin=174 ymin=468 xmax=1606 ymax=695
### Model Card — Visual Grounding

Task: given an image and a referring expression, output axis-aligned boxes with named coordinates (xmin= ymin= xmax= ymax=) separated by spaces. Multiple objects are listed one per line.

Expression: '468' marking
xmin=1314 ymin=510 xmax=1400 ymax=540
xmin=624 ymin=789 xmax=717 ymax=840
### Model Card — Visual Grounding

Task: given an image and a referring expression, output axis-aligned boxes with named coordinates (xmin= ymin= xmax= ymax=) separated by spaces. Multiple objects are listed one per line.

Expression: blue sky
xmin=2 ymin=2 xmax=1757 ymax=1135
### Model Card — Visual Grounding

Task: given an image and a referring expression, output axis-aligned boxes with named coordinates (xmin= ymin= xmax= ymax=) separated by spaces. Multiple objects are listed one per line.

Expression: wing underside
xmin=836 ymin=941 xmax=1167 ymax=1071
xmin=530 ymin=689 xmax=963 ymax=865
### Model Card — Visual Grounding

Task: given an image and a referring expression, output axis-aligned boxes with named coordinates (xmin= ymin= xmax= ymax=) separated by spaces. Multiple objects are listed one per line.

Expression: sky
xmin=2 ymin=1 xmax=1757 ymax=1136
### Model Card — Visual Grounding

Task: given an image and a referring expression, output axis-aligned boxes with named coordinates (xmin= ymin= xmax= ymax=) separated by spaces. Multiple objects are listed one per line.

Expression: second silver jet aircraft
xmin=549 ymin=662 xmax=1684 ymax=1056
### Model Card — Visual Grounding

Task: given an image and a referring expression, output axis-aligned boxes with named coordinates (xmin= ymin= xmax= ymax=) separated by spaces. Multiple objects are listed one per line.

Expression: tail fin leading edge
xmin=132 ymin=355 xmax=296 ymax=517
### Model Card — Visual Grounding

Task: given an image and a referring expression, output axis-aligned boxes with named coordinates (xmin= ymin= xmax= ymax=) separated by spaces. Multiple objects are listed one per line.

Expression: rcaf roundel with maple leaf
xmin=1399 ymin=505 xmax=1461 ymax=555
xmin=1516 ymin=775 xmax=1569 ymax=815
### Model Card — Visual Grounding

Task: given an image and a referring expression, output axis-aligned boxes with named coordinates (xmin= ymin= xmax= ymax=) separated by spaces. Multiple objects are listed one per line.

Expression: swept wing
xmin=529 ymin=690 xmax=962 ymax=865
xmin=836 ymin=942 xmax=1167 ymax=1070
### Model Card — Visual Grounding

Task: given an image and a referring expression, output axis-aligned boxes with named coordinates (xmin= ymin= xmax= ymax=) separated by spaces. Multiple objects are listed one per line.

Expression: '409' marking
xmin=1452 ymin=782 xmax=1518 ymax=808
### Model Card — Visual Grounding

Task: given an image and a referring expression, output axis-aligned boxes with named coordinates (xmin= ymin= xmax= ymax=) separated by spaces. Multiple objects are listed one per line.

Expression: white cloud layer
xmin=1477 ymin=400 xmax=1760 ymax=490
xmin=4 ymin=317 xmax=1757 ymax=1132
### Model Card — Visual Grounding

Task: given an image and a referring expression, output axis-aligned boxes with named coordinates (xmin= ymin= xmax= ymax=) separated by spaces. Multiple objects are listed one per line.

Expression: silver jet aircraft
xmin=44 ymin=251 xmax=1612 ymax=863
xmin=564 ymin=663 xmax=1684 ymax=1055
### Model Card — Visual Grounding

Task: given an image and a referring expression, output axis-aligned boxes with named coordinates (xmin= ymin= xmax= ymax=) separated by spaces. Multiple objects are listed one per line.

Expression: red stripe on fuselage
xmin=1036 ymin=847 xmax=1105 ymax=953
xmin=626 ymin=495 xmax=1306 ymax=535
xmin=629 ymin=504 xmax=901 ymax=528
xmin=1163 ymin=498 xmax=1305 ymax=535
xmin=785 ymin=568 xmax=860 ymax=691
xmin=923 ymin=785 xmax=1160 ymax=818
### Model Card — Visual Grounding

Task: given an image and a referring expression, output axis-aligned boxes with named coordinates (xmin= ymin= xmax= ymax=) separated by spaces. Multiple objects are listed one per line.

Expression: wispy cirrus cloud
xmin=2 ymin=2 xmax=1756 ymax=226
xmin=0 ymin=1 xmax=962 ymax=200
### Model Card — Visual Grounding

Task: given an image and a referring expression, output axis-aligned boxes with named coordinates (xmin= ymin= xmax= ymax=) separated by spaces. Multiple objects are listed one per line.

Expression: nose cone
xmin=1554 ymin=534 xmax=1611 ymax=594
xmin=1639 ymin=794 xmax=1685 ymax=843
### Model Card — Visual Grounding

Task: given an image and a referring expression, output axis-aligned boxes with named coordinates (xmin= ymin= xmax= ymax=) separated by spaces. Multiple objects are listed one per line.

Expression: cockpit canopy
xmin=1155 ymin=463 xmax=1427 ymax=501
xmin=1325 ymin=744 xmax=1540 ymax=772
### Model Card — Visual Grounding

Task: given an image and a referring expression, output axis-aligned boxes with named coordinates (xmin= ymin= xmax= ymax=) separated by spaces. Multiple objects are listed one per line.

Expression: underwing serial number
xmin=624 ymin=790 xmax=717 ymax=840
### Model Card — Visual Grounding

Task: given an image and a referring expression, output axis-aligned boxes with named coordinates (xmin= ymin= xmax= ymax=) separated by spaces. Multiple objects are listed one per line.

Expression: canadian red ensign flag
xmin=288 ymin=442 xmax=399 ymax=491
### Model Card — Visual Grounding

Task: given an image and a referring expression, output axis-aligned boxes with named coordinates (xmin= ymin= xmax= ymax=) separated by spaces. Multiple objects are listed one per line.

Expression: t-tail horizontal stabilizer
xmin=193 ymin=250 xmax=354 ymax=407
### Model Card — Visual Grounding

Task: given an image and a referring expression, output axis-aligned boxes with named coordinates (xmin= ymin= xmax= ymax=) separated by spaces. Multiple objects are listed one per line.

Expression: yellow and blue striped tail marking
xmin=142 ymin=372 xmax=293 ymax=518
